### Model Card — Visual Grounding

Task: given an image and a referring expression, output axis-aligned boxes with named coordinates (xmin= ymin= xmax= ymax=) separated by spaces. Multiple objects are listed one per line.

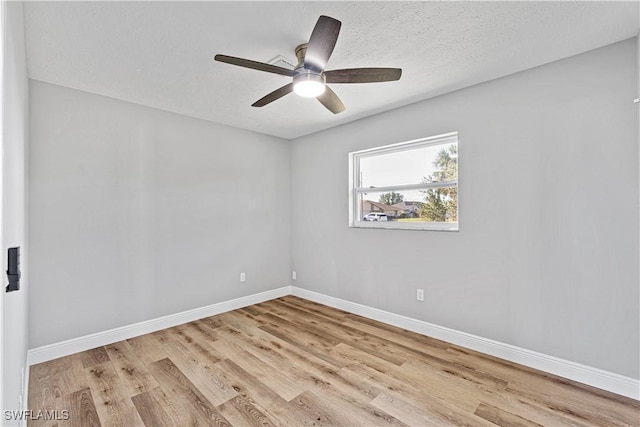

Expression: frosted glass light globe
xmin=294 ymin=80 xmax=325 ymax=98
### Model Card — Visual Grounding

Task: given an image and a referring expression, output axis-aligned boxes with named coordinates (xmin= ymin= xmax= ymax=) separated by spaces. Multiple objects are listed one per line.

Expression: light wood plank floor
xmin=28 ymin=296 xmax=639 ymax=426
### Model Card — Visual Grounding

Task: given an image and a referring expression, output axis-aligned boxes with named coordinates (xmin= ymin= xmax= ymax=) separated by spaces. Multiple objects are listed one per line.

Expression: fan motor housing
xmin=293 ymin=43 xmax=326 ymax=97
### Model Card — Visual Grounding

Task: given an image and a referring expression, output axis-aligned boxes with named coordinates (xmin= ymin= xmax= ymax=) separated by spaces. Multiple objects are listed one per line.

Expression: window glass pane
xmin=359 ymin=143 xmax=457 ymax=188
xmin=357 ymin=187 xmax=457 ymax=223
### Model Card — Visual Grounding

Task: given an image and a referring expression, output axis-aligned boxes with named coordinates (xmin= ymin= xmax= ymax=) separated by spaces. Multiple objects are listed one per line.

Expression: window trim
xmin=348 ymin=132 xmax=459 ymax=231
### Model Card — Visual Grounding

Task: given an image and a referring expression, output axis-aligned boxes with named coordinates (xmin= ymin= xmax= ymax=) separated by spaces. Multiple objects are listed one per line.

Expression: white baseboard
xmin=291 ymin=286 xmax=640 ymax=400
xmin=27 ymin=284 xmax=639 ymax=401
xmin=27 ymin=286 xmax=291 ymax=366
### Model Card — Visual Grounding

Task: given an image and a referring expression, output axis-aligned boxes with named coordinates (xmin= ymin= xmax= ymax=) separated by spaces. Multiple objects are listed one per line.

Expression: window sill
xmin=351 ymin=221 xmax=459 ymax=231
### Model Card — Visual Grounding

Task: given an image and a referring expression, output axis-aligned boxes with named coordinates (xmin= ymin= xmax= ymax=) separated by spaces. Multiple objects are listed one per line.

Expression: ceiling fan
xmin=214 ymin=15 xmax=402 ymax=114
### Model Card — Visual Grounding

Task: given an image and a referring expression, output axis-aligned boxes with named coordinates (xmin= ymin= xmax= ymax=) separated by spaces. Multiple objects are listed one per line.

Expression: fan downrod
xmin=295 ymin=43 xmax=308 ymax=67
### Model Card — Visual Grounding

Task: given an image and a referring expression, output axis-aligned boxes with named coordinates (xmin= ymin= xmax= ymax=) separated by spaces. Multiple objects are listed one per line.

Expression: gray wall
xmin=2 ymin=1 xmax=29 ymax=419
xmin=29 ymin=81 xmax=291 ymax=347
xmin=291 ymin=39 xmax=639 ymax=379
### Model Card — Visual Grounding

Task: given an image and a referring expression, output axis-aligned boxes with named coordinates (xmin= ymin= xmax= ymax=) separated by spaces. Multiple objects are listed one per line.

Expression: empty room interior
xmin=1 ymin=1 xmax=640 ymax=426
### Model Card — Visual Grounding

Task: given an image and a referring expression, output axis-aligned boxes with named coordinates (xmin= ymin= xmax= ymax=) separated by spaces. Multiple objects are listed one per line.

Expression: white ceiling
xmin=23 ymin=1 xmax=639 ymax=140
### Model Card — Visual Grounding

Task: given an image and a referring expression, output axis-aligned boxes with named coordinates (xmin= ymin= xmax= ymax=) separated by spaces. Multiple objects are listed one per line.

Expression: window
xmin=349 ymin=132 xmax=458 ymax=231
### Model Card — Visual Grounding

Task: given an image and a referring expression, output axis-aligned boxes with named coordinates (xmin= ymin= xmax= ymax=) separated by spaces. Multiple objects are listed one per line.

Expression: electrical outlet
xmin=240 ymin=272 xmax=246 ymax=282
xmin=417 ymin=289 xmax=424 ymax=301
xmin=292 ymin=271 xmax=297 ymax=280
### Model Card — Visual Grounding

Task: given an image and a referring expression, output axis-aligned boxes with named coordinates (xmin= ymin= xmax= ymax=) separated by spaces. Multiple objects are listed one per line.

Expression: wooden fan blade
xmin=252 ymin=83 xmax=294 ymax=107
xmin=317 ymin=86 xmax=345 ymax=114
xmin=325 ymin=68 xmax=402 ymax=84
xmin=215 ymin=54 xmax=294 ymax=77
xmin=305 ymin=16 xmax=341 ymax=71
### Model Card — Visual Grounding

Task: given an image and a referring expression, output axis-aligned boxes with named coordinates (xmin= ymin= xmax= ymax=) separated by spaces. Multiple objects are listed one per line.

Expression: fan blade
xmin=305 ymin=16 xmax=341 ymax=71
xmin=252 ymin=83 xmax=294 ymax=107
xmin=325 ymin=68 xmax=402 ymax=84
xmin=317 ymin=86 xmax=345 ymax=114
xmin=215 ymin=54 xmax=294 ymax=77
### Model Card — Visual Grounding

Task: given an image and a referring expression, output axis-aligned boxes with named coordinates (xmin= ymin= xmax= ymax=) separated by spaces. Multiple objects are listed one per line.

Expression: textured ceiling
xmin=24 ymin=1 xmax=639 ymax=139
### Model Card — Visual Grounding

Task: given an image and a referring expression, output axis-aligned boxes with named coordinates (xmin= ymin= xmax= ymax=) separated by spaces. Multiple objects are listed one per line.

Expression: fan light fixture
xmin=214 ymin=15 xmax=402 ymax=114
xmin=293 ymin=72 xmax=325 ymax=98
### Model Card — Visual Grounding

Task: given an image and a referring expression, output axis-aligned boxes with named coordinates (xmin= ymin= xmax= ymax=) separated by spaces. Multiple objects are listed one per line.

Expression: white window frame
xmin=348 ymin=132 xmax=459 ymax=231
